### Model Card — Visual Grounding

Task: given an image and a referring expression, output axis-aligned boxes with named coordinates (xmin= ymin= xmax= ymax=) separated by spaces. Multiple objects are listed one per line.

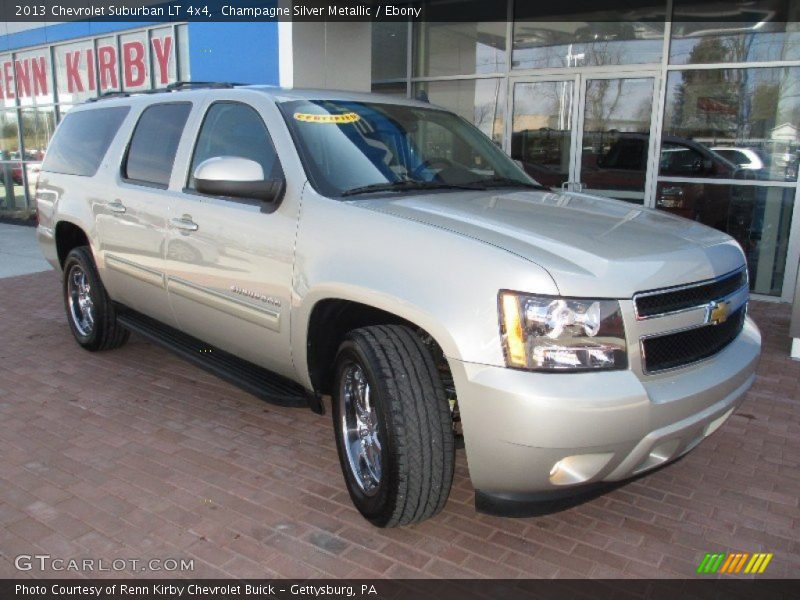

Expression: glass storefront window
xmin=671 ymin=0 xmax=800 ymax=64
xmin=54 ymin=40 xmax=96 ymax=103
xmin=511 ymin=80 xmax=574 ymax=188
xmin=21 ymin=106 xmax=56 ymax=161
xmin=655 ymin=181 xmax=794 ymax=295
xmin=150 ymin=27 xmax=178 ymax=87
xmin=414 ymin=22 xmax=507 ymax=77
xmin=20 ymin=107 xmax=56 ymax=206
xmin=177 ymin=24 xmax=190 ymax=81
xmin=580 ymin=77 xmax=655 ymax=204
xmin=513 ymin=20 xmax=665 ymax=69
xmin=372 ymin=22 xmax=408 ymax=81
xmin=413 ymin=78 xmax=506 ymax=145
xmin=0 ymin=53 xmax=16 ymax=109
xmin=371 ymin=82 xmax=407 ymax=98
xmin=0 ymin=110 xmax=20 ymax=156
xmin=0 ymin=110 xmax=26 ymax=214
xmin=120 ymin=31 xmax=150 ymax=92
xmin=96 ymin=36 xmax=122 ymax=95
xmin=661 ymin=67 xmax=800 ymax=182
xmin=14 ymin=48 xmax=54 ymax=107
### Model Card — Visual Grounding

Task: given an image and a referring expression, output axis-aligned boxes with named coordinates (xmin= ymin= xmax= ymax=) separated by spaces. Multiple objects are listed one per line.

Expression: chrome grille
xmin=641 ymin=307 xmax=746 ymax=373
xmin=634 ymin=268 xmax=747 ymax=319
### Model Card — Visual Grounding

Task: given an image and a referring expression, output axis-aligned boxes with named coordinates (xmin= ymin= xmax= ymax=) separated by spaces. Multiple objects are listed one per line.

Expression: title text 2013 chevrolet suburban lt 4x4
xmin=36 ymin=83 xmax=761 ymax=527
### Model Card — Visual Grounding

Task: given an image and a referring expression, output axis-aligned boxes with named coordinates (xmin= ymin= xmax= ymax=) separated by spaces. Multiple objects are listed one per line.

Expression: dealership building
xmin=1 ymin=2 xmax=799 ymax=303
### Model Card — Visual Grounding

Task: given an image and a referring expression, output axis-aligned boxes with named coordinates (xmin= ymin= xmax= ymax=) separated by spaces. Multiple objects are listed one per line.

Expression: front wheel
xmin=332 ymin=325 xmax=454 ymax=527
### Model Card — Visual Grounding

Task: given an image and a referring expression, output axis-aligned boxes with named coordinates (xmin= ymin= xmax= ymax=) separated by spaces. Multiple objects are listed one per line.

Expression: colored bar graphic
xmin=699 ymin=552 xmax=773 ymax=574
xmin=720 ymin=553 xmax=736 ymax=573
xmin=733 ymin=553 xmax=749 ymax=573
xmin=697 ymin=553 xmax=713 ymax=573
xmin=711 ymin=553 xmax=726 ymax=573
xmin=744 ymin=553 xmax=774 ymax=574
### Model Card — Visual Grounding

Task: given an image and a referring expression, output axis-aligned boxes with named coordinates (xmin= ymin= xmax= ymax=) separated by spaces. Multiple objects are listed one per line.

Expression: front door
xmin=164 ymin=97 xmax=298 ymax=380
xmin=510 ymin=72 xmax=658 ymax=206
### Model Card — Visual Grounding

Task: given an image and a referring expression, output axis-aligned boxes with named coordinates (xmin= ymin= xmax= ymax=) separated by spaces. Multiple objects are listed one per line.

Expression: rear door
xmin=163 ymin=93 xmax=300 ymax=379
xmin=98 ymin=102 xmax=193 ymax=326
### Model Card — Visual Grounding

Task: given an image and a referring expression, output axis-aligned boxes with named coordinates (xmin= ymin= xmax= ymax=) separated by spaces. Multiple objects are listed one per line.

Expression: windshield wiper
xmin=469 ymin=176 xmax=549 ymax=191
xmin=341 ymin=180 xmax=482 ymax=197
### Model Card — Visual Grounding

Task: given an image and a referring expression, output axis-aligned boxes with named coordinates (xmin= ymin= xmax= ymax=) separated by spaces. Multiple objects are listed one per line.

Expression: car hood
xmin=356 ymin=189 xmax=745 ymax=298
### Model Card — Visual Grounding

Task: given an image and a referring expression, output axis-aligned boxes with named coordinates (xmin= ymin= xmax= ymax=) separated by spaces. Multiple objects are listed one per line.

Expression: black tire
xmin=332 ymin=325 xmax=454 ymax=527
xmin=62 ymin=246 xmax=130 ymax=351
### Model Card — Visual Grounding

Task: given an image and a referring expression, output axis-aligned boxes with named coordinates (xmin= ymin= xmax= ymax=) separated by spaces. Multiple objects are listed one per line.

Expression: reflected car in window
xmin=712 ymin=147 xmax=765 ymax=172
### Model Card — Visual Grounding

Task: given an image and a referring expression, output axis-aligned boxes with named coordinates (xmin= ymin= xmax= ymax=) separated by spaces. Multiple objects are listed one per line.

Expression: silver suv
xmin=36 ymin=84 xmax=761 ymax=527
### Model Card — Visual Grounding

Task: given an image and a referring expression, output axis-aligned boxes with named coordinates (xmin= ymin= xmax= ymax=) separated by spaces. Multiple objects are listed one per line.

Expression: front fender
xmin=290 ymin=189 xmax=559 ymax=387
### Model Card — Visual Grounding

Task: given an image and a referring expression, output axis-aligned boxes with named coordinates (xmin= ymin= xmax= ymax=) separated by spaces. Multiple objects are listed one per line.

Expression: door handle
xmin=170 ymin=216 xmax=199 ymax=232
xmin=107 ymin=200 xmax=126 ymax=214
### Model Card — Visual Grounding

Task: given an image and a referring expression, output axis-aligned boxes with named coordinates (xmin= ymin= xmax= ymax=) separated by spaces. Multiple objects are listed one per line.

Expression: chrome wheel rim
xmin=67 ymin=265 xmax=94 ymax=337
xmin=340 ymin=362 xmax=382 ymax=496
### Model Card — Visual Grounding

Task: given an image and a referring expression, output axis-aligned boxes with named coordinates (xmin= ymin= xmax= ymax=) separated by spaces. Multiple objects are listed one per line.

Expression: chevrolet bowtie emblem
xmin=706 ymin=299 xmax=731 ymax=325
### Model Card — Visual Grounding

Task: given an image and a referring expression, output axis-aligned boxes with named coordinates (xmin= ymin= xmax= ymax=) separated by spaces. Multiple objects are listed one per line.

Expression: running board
xmin=115 ymin=306 xmax=313 ymax=410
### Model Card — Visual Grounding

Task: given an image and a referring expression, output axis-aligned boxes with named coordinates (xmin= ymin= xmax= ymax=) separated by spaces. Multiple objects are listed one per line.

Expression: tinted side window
xmin=42 ymin=107 xmax=129 ymax=177
xmin=124 ymin=103 xmax=192 ymax=187
xmin=189 ymin=102 xmax=280 ymax=190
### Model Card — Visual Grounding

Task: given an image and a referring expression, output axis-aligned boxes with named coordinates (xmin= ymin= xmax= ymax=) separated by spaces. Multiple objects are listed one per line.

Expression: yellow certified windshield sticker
xmin=293 ymin=112 xmax=360 ymax=124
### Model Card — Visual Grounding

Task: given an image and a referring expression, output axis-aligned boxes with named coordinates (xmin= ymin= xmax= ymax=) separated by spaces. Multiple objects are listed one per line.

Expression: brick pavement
xmin=0 ymin=272 xmax=797 ymax=579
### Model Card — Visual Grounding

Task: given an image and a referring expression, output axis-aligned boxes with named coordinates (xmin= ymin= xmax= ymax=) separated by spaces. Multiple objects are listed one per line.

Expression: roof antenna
xmin=415 ymin=90 xmax=429 ymax=103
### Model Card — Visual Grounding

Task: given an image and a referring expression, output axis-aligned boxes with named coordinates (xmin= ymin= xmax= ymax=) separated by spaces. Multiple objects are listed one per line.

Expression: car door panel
xmin=97 ymin=185 xmax=172 ymax=323
xmin=97 ymin=102 xmax=193 ymax=327
xmin=164 ymin=96 xmax=298 ymax=379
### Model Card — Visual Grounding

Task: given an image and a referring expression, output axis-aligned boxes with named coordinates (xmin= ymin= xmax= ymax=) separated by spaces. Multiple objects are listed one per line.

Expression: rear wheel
xmin=332 ymin=325 xmax=454 ymax=527
xmin=63 ymin=247 xmax=129 ymax=351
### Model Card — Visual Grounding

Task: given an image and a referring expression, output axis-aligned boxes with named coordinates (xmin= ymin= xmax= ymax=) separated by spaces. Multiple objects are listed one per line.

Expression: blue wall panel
xmin=2 ymin=21 xmax=280 ymax=88
xmin=187 ymin=23 xmax=279 ymax=85
xmin=2 ymin=22 xmax=162 ymax=51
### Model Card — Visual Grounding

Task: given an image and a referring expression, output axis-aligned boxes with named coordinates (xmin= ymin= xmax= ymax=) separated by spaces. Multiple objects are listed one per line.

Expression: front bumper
xmin=452 ymin=317 xmax=760 ymax=504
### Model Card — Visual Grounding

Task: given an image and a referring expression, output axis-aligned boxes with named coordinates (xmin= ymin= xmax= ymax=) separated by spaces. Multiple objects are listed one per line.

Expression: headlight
xmin=499 ymin=291 xmax=627 ymax=371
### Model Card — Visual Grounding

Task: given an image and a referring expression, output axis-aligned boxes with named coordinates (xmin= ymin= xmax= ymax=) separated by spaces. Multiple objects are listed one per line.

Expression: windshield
xmin=279 ymin=100 xmax=541 ymax=197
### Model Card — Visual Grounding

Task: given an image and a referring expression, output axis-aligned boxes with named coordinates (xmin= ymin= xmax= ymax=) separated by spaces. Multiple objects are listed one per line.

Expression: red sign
xmin=697 ymin=97 xmax=737 ymax=116
xmin=0 ymin=33 xmax=175 ymax=99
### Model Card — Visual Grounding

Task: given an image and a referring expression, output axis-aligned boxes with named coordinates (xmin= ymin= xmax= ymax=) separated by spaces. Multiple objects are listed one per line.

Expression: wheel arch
xmin=300 ymin=293 xmax=457 ymax=398
xmin=54 ymin=220 xmax=91 ymax=268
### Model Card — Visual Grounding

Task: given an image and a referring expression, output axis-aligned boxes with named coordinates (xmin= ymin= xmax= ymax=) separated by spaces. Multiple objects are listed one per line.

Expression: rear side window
xmin=123 ymin=103 xmax=192 ymax=187
xmin=42 ymin=107 xmax=129 ymax=177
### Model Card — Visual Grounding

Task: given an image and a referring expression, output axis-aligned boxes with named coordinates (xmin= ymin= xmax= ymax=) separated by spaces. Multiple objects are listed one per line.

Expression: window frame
xmin=121 ymin=100 xmax=193 ymax=189
xmin=182 ymin=100 xmax=284 ymax=206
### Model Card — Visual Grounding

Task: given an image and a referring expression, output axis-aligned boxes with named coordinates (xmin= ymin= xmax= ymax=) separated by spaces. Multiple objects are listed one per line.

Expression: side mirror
xmin=193 ymin=156 xmax=285 ymax=207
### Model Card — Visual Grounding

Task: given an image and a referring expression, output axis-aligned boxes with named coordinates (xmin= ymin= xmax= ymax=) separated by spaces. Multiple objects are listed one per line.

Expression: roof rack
xmin=166 ymin=81 xmax=242 ymax=91
xmin=85 ymin=81 xmax=244 ymax=102
xmin=86 ymin=91 xmax=131 ymax=102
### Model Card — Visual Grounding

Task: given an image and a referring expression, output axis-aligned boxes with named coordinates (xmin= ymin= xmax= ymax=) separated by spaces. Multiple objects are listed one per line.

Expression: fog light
xmin=548 ymin=453 xmax=613 ymax=486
